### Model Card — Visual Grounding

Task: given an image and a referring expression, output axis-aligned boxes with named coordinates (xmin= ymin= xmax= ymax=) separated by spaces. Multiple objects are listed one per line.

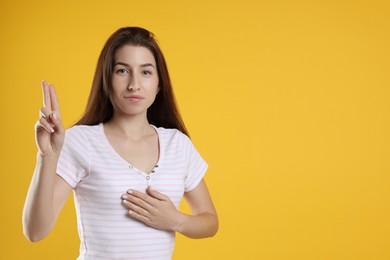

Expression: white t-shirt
xmin=57 ymin=124 xmax=207 ymax=260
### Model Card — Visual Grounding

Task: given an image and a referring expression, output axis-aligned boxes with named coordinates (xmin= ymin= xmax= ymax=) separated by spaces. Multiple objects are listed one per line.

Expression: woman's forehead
xmin=114 ymin=45 xmax=156 ymax=65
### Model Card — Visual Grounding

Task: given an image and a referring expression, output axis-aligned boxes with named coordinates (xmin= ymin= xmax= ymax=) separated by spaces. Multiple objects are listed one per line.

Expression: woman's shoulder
xmin=153 ymin=125 xmax=190 ymax=142
xmin=65 ymin=124 xmax=101 ymax=137
xmin=153 ymin=126 xmax=191 ymax=145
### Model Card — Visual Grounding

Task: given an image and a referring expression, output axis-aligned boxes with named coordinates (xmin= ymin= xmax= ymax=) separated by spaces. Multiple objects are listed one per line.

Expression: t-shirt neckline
xmin=99 ymin=123 xmax=162 ymax=176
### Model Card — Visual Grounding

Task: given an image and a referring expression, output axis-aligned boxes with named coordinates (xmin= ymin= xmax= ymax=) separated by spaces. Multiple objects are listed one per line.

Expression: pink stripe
xmin=88 ymin=246 xmax=172 ymax=255
xmin=85 ymin=240 xmax=172 ymax=247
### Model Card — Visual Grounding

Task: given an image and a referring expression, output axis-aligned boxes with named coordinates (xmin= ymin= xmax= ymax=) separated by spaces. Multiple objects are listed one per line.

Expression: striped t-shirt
xmin=57 ymin=124 xmax=207 ymax=260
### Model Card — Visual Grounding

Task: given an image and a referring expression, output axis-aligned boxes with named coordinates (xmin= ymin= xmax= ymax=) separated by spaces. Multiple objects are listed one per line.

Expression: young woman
xmin=23 ymin=27 xmax=218 ymax=259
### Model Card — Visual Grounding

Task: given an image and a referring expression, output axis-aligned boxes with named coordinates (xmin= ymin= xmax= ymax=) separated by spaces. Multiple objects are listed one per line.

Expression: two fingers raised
xmin=37 ymin=81 xmax=63 ymax=133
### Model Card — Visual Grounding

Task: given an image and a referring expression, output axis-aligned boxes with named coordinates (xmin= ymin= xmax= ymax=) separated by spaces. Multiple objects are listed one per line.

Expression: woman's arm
xmin=23 ymin=157 xmax=73 ymax=242
xmin=176 ymin=179 xmax=219 ymax=238
xmin=22 ymin=81 xmax=72 ymax=242
xmin=121 ymin=179 xmax=218 ymax=238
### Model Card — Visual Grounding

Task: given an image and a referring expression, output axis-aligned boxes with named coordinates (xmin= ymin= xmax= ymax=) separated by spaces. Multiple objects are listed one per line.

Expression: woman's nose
xmin=127 ymin=76 xmax=141 ymax=91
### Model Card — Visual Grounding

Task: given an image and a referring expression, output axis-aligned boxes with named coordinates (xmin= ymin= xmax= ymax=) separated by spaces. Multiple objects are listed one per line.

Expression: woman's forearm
xmin=23 ymin=153 xmax=60 ymax=242
xmin=175 ymin=211 xmax=219 ymax=239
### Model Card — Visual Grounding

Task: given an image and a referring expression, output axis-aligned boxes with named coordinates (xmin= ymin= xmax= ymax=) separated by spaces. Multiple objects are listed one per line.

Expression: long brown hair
xmin=76 ymin=27 xmax=189 ymax=136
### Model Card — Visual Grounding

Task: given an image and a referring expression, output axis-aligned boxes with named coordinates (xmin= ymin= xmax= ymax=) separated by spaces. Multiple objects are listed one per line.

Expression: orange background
xmin=1 ymin=0 xmax=389 ymax=259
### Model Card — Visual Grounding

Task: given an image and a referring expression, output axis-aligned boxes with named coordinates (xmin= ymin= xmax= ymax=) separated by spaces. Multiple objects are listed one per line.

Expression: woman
xmin=23 ymin=27 xmax=218 ymax=259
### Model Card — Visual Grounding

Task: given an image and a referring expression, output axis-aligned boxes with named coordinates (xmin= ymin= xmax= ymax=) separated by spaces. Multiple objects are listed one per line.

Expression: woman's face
xmin=111 ymin=45 xmax=159 ymax=117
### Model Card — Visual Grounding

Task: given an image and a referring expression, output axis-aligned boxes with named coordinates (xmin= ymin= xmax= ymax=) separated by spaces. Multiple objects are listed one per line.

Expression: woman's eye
xmin=116 ymin=68 xmax=128 ymax=74
xmin=142 ymin=70 xmax=152 ymax=76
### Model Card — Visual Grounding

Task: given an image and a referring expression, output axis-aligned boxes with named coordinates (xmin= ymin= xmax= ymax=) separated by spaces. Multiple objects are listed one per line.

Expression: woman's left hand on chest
xmin=121 ymin=186 xmax=183 ymax=231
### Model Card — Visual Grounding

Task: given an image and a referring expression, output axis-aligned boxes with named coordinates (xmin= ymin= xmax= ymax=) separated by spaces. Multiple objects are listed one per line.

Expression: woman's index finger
xmin=42 ymin=80 xmax=52 ymax=111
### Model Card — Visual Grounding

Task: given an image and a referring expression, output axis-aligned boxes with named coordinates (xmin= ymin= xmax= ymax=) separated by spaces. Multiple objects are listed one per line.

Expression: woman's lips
xmin=124 ymin=95 xmax=144 ymax=102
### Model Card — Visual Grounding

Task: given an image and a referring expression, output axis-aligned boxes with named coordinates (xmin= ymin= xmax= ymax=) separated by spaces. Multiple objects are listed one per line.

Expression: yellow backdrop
xmin=1 ymin=0 xmax=389 ymax=259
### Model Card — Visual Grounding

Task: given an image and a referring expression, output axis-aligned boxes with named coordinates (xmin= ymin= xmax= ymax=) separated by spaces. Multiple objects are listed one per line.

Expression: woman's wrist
xmin=37 ymin=150 xmax=61 ymax=159
xmin=173 ymin=212 xmax=188 ymax=234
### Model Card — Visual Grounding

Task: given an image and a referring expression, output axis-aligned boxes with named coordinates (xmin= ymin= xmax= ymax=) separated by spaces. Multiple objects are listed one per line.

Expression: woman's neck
xmin=105 ymin=113 xmax=153 ymax=139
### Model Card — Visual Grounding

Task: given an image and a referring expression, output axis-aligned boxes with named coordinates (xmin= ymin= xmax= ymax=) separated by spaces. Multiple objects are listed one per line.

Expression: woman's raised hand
xmin=35 ymin=81 xmax=65 ymax=156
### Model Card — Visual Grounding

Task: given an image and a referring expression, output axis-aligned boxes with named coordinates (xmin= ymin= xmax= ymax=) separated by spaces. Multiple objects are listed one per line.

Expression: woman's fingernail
xmin=52 ymin=113 xmax=58 ymax=120
xmin=127 ymin=190 xmax=133 ymax=194
xmin=129 ymin=210 xmax=134 ymax=215
xmin=122 ymin=194 xmax=128 ymax=199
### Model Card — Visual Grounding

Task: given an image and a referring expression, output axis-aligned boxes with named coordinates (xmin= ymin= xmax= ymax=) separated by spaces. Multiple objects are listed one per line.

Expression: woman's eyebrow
xmin=140 ymin=63 xmax=156 ymax=68
xmin=113 ymin=61 xmax=129 ymax=67
xmin=113 ymin=62 xmax=156 ymax=68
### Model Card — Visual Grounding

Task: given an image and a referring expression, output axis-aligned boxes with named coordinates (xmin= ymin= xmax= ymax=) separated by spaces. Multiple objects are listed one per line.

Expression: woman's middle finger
xmin=122 ymin=194 xmax=153 ymax=212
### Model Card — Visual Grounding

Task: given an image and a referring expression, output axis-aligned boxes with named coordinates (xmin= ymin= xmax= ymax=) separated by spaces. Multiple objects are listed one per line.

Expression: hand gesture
xmin=121 ymin=186 xmax=182 ymax=231
xmin=35 ymin=81 xmax=65 ymax=156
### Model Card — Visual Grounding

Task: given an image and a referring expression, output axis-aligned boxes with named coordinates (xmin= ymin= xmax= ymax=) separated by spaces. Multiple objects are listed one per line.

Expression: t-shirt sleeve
xmin=56 ymin=127 xmax=90 ymax=188
xmin=182 ymin=133 xmax=208 ymax=192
